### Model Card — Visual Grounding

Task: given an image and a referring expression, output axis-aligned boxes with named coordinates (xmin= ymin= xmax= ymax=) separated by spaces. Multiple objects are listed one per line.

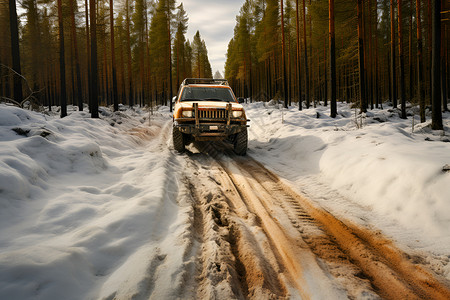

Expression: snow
xmin=248 ymin=102 xmax=450 ymax=244
xmin=0 ymin=100 xmax=449 ymax=298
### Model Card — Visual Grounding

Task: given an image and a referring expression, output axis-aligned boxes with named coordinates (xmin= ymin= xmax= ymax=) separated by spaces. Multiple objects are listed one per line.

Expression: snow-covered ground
xmin=247 ymin=102 xmax=450 ymax=249
xmin=0 ymin=101 xmax=449 ymax=299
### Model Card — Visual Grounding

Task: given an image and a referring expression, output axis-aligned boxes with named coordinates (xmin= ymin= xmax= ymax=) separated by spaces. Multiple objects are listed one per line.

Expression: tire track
xmin=218 ymin=154 xmax=450 ymax=300
xmin=184 ymin=155 xmax=290 ymax=299
xmin=180 ymin=139 xmax=450 ymax=299
xmin=216 ymin=158 xmax=348 ymax=299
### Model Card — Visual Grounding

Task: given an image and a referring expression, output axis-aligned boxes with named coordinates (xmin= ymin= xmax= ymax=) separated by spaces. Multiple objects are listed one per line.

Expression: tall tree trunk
xmin=309 ymin=0 xmax=312 ymax=106
xmin=417 ymin=0 xmax=426 ymax=122
xmin=368 ymin=0 xmax=374 ymax=110
xmin=357 ymin=0 xmax=366 ymax=113
xmin=8 ymin=0 xmax=23 ymax=103
xmin=427 ymin=0 xmax=432 ymax=105
xmin=89 ymin=0 xmax=99 ymax=118
xmin=296 ymin=0 xmax=302 ymax=110
xmin=167 ymin=3 xmax=173 ymax=112
xmin=409 ymin=0 xmax=414 ymax=103
xmin=398 ymin=0 xmax=407 ymax=118
xmin=374 ymin=2 xmax=380 ymax=108
xmin=70 ymin=44 xmax=76 ymax=105
xmin=329 ymin=0 xmax=337 ymax=117
xmin=57 ymin=0 xmax=67 ymax=117
xmin=302 ymin=0 xmax=309 ymax=108
xmin=70 ymin=0 xmax=83 ymax=111
xmin=85 ymin=0 xmax=91 ymax=111
xmin=126 ymin=0 xmax=133 ymax=107
xmin=110 ymin=0 xmax=119 ymax=111
xmin=249 ymin=49 xmax=253 ymax=102
xmin=390 ymin=0 xmax=397 ymax=108
xmin=176 ymin=38 xmax=180 ymax=89
xmin=324 ymin=39 xmax=327 ymax=107
xmin=103 ymin=35 xmax=109 ymax=106
xmin=431 ymin=0 xmax=442 ymax=129
xmin=440 ymin=0 xmax=447 ymax=112
xmin=287 ymin=37 xmax=291 ymax=106
xmin=281 ymin=0 xmax=288 ymax=108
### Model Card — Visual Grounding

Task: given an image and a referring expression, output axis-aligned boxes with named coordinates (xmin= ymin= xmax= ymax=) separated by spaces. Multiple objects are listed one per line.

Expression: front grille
xmin=196 ymin=109 xmax=227 ymax=120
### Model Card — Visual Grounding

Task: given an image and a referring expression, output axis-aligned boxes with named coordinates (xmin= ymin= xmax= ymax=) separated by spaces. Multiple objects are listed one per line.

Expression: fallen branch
xmin=1 ymin=64 xmax=46 ymax=109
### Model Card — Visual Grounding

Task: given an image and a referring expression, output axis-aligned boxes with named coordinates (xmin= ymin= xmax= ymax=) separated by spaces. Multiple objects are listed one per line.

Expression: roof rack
xmin=182 ymin=78 xmax=229 ymax=86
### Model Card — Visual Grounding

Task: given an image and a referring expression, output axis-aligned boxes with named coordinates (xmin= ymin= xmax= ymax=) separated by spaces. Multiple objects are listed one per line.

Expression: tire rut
xmin=185 ymin=163 xmax=246 ymax=299
xmin=220 ymin=154 xmax=450 ymax=300
xmin=181 ymin=141 xmax=450 ymax=299
xmin=184 ymin=156 xmax=289 ymax=299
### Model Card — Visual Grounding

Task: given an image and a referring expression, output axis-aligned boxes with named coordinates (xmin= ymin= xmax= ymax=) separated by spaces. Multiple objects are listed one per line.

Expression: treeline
xmin=225 ymin=0 xmax=449 ymax=129
xmin=0 ymin=0 xmax=213 ymax=117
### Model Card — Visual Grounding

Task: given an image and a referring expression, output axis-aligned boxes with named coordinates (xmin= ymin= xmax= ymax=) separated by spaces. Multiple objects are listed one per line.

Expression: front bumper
xmin=174 ymin=121 xmax=247 ymax=141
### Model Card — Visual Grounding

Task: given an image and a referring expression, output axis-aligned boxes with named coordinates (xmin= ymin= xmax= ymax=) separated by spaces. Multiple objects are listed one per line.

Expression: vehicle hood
xmin=178 ymin=101 xmax=244 ymax=110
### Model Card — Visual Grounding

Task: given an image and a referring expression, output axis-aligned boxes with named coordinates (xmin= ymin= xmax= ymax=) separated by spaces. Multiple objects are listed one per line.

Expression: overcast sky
xmin=176 ymin=0 xmax=245 ymax=76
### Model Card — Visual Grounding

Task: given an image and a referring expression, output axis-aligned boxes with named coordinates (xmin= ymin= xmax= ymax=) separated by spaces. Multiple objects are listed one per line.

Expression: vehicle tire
xmin=234 ymin=128 xmax=247 ymax=156
xmin=173 ymin=126 xmax=185 ymax=152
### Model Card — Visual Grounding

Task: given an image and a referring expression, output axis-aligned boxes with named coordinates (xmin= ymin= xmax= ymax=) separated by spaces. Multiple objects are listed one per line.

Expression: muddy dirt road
xmin=180 ymin=142 xmax=450 ymax=299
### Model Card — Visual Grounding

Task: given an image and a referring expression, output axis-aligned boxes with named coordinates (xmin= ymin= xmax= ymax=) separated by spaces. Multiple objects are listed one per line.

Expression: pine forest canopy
xmin=0 ymin=0 xmax=448 ymax=128
xmin=225 ymin=0 xmax=449 ymax=129
xmin=0 ymin=0 xmax=213 ymax=115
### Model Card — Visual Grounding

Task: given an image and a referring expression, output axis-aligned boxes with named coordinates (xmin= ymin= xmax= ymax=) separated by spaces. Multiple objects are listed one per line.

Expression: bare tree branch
xmin=1 ymin=64 xmax=45 ymax=109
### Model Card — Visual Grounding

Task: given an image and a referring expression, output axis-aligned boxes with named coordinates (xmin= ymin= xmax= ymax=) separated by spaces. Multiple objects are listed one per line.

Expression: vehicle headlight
xmin=182 ymin=110 xmax=193 ymax=117
xmin=232 ymin=110 xmax=243 ymax=118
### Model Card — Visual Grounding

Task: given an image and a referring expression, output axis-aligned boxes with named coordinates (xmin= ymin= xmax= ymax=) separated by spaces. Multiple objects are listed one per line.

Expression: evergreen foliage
xmin=0 ymin=0 xmax=212 ymax=115
xmin=224 ymin=0 xmax=449 ymax=126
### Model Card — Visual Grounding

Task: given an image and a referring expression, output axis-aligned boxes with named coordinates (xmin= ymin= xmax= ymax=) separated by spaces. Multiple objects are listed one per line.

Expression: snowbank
xmin=246 ymin=101 xmax=450 ymax=245
xmin=0 ymin=104 xmax=195 ymax=299
xmin=1 ymin=101 xmax=449 ymax=299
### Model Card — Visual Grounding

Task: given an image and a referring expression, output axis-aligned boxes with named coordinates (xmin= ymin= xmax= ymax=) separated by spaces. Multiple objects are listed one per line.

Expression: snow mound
xmin=246 ymin=102 xmax=450 ymax=241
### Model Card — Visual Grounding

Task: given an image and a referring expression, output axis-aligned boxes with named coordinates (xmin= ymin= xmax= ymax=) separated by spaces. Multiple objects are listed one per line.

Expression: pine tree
xmin=89 ymin=0 xmax=99 ymax=117
xmin=329 ymin=0 xmax=337 ymax=118
xmin=302 ymin=0 xmax=309 ymax=108
xmin=431 ymin=0 xmax=442 ymax=129
xmin=0 ymin=1 xmax=11 ymax=100
xmin=22 ymin=0 xmax=41 ymax=90
xmin=173 ymin=3 xmax=188 ymax=87
xmin=398 ymin=0 xmax=407 ymax=118
xmin=192 ymin=31 xmax=212 ymax=78
xmin=110 ymin=0 xmax=118 ymax=111
xmin=281 ymin=0 xmax=288 ymax=108
xmin=390 ymin=0 xmax=397 ymax=108
xmin=417 ymin=0 xmax=426 ymax=122
xmin=358 ymin=0 xmax=366 ymax=113
xmin=125 ymin=0 xmax=133 ymax=107
xmin=8 ymin=0 xmax=23 ymax=103
xmin=69 ymin=0 xmax=83 ymax=111
xmin=57 ymin=0 xmax=67 ymax=117
xmin=295 ymin=0 xmax=302 ymax=110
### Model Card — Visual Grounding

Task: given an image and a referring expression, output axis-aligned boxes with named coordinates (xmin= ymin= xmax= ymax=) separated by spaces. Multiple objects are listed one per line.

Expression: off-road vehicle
xmin=172 ymin=78 xmax=249 ymax=155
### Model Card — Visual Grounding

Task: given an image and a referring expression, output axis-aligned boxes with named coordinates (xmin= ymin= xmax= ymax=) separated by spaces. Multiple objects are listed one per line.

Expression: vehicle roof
xmin=181 ymin=78 xmax=229 ymax=86
xmin=182 ymin=84 xmax=231 ymax=88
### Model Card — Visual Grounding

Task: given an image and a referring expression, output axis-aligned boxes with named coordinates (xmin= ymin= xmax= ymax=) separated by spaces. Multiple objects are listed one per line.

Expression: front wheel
xmin=173 ymin=126 xmax=185 ymax=153
xmin=234 ymin=128 xmax=248 ymax=156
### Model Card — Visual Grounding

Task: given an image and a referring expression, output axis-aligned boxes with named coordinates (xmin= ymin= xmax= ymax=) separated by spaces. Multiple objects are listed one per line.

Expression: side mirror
xmin=238 ymin=97 xmax=245 ymax=104
xmin=172 ymin=96 xmax=177 ymax=104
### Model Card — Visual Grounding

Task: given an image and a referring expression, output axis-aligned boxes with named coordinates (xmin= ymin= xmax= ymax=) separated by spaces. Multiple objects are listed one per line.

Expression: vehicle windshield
xmin=180 ymin=87 xmax=235 ymax=102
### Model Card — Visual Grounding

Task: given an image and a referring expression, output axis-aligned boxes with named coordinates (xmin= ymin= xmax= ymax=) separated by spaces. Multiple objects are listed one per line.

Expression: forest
xmin=225 ymin=0 xmax=449 ymax=130
xmin=0 ymin=0 xmax=212 ymax=117
xmin=1 ymin=0 xmax=449 ymax=130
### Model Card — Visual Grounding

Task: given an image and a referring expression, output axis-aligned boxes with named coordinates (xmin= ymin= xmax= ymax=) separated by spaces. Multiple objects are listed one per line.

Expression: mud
xmin=180 ymin=142 xmax=450 ymax=299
